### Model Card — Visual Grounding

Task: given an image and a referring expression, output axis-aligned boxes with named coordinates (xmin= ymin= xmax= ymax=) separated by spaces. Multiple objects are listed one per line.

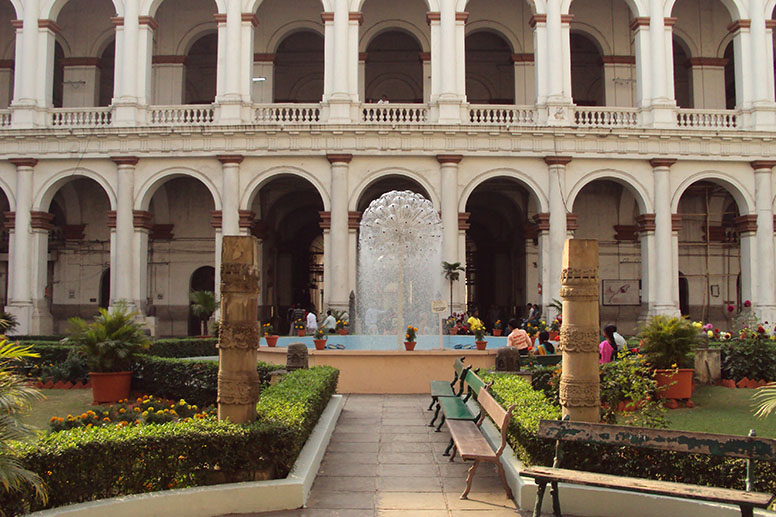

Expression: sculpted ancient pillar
xmin=559 ymin=239 xmax=600 ymax=422
xmin=218 ymin=236 xmax=261 ymax=424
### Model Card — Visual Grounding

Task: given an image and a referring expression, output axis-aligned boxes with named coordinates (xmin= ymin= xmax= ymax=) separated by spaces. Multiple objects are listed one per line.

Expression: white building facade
xmin=0 ymin=0 xmax=775 ymax=336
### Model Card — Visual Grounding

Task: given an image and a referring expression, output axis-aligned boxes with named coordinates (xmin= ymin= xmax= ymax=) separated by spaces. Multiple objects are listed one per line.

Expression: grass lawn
xmin=667 ymin=385 xmax=776 ymax=438
xmin=20 ymin=389 xmax=94 ymax=432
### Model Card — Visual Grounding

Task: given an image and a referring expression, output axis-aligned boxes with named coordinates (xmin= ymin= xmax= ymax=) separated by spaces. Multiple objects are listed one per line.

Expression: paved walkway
xmin=251 ymin=394 xmax=530 ymax=516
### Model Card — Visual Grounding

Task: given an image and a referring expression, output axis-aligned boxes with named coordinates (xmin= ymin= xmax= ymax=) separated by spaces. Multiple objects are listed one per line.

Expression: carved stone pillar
xmin=559 ymin=239 xmax=600 ymax=422
xmin=218 ymin=236 xmax=260 ymax=424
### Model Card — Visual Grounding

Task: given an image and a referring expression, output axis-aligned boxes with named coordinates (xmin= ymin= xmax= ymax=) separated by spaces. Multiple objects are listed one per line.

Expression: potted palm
xmin=190 ymin=290 xmax=217 ymax=336
xmin=262 ymin=322 xmax=278 ymax=347
xmin=638 ymin=315 xmax=701 ymax=400
xmin=472 ymin=321 xmax=487 ymax=350
xmin=313 ymin=328 xmax=328 ymax=350
xmin=442 ymin=262 xmax=465 ymax=318
xmin=64 ymin=305 xmax=150 ymax=404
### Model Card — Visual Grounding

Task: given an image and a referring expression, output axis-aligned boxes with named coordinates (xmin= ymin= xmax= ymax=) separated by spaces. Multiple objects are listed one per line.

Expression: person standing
xmin=600 ymin=325 xmax=618 ymax=364
xmin=467 ymin=308 xmax=483 ymax=329
xmin=507 ymin=318 xmax=532 ymax=355
xmin=306 ymin=308 xmax=318 ymax=334
xmin=321 ymin=310 xmax=337 ymax=334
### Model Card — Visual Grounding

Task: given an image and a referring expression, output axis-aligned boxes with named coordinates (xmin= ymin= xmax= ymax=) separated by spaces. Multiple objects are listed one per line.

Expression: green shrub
xmin=599 ymin=354 xmax=667 ymax=428
xmin=721 ymin=335 xmax=776 ymax=382
xmin=39 ymin=351 xmax=89 ymax=384
xmin=147 ymin=338 xmax=218 ymax=358
xmin=3 ymin=366 xmax=339 ymax=514
xmin=638 ymin=315 xmax=701 ymax=369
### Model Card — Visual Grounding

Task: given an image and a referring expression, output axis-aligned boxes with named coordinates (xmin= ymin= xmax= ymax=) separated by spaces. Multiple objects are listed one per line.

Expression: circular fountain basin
xmin=262 ymin=335 xmax=509 ymax=350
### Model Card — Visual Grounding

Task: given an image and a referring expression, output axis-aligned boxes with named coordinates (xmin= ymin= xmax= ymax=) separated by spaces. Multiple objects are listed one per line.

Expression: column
xmin=457 ymin=213 xmax=470 ymax=312
xmin=530 ymin=14 xmax=548 ymax=106
xmin=3 ymin=213 xmax=14 ymax=311
xmin=132 ymin=210 xmax=153 ymax=328
xmin=438 ymin=155 xmax=461 ymax=264
xmin=218 ymin=155 xmax=242 ymax=236
xmin=36 ymin=20 xmax=60 ymax=108
xmin=319 ymin=212 xmax=331 ymax=309
xmin=736 ymin=215 xmax=758 ymax=307
xmin=533 ymin=213 xmax=551 ymax=310
xmin=560 ymin=14 xmax=572 ymax=104
xmin=651 ymin=158 xmax=680 ymax=315
xmin=728 ymin=20 xmax=752 ymax=111
xmin=5 ymin=159 xmax=35 ymax=332
xmin=136 ymin=17 xmax=156 ymax=106
xmin=111 ymin=157 xmax=137 ymax=310
xmin=224 ymin=1 xmax=242 ymax=101
xmin=326 ymin=0 xmax=352 ymax=122
xmin=455 ymin=12 xmax=467 ymax=101
xmin=347 ymin=211 xmax=360 ymax=303
xmin=211 ymin=212 xmax=224 ymax=308
xmin=322 ymin=12 xmax=334 ymax=101
xmin=746 ymin=9 xmax=776 ymax=129
xmin=671 ymin=214 xmax=681 ymax=311
xmin=239 ymin=14 xmax=257 ymax=104
xmin=427 ymin=12 xmax=441 ymax=103
xmin=348 ymin=12 xmax=361 ymax=102
xmin=29 ymin=211 xmax=53 ymax=334
xmin=752 ymin=161 xmax=776 ymax=321
xmin=545 ymin=156 xmax=570 ymax=316
xmin=513 ymin=54 xmax=535 ymax=105
xmin=328 ymin=154 xmax=351 ymax=310
xmin=636 ymin=213 xmax=656 ymax=319
xmin=602 ymin=56 xmax=636 ymax=107
xmin=643 ymin=9 xmax=676 ymax=127
xmin=10 ymin=0 xmax=41 ymax=127
xmin=630 ymin=17 xmax=651 ymax=109
xmin=435 ymin=0 xmax=462 ymax=123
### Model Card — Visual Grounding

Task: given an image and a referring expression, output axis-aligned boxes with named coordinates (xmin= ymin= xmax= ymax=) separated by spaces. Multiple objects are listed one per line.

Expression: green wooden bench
xmin=446 ymin=383 xmax=516 ymax=500
xmin=433 ymin=369 xmax=487 ymax=435
xmin=427 ymin=356 xmax=472 ymax=428
xmin=521 ymin=418 xmax=776 ymax=517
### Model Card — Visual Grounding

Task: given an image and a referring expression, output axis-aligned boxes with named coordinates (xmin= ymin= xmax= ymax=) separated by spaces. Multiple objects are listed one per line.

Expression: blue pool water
xmin=265 ymin=335 xmax=509 ymax=350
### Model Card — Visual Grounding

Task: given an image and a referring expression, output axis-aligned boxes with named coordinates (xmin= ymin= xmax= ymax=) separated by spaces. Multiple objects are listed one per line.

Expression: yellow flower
xmin=692 ymin=322 xmax=702 ymax=329
xmin=671 ymin=363 xmax=678 ymax=368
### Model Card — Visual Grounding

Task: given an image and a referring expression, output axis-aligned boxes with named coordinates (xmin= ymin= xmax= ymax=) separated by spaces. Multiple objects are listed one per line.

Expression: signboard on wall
xmin=602 ymin=280 xmax=641 ymax=306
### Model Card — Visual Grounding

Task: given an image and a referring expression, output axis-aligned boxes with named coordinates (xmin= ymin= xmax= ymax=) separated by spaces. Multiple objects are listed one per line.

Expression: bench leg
xmin=461 ymin=460 xmax=479 ymax=499
xmin=449 ymin=444 xmax=458 ymax=462
xmin=427 ymin=396 xmax=436 ymax=410
xmin=443 ymin=438 xmax=454 ymax=456
xmin=533 ymin=481 xmax=547 ymax=517
xmin=429 ymin=403 xmax=441 ymax=427
xmin=496 ymin=461 xmax=513 ymax=500
xmin=435 ymin=414 xmax=446 ymax=432
xmin=739 ymin=505 xmax=753 ymax=517
xmin=550 ymin=481 xmax=561 ymax=517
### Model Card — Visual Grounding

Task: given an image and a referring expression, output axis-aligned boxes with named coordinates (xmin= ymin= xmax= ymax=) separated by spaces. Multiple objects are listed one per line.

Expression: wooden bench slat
xmin=439 ymin=396 xmax=477 ymax=420
xmin=465 ymin=370 xmax=487 ymax=395
xmin=430 ymin=380 xmax=455 ymax=397
xmin=478 ymin=387 xmax=507 ymax=425
xmin=521 ymin=466 xmax=775 ymax=508
xmin=537 ymin=420 xmax=776 ymax=461
xmin=447 ymin=419 xmax=497 ymax=460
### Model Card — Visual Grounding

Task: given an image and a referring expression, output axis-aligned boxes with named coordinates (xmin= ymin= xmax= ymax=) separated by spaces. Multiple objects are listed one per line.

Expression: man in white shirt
xmin=611 ymin=326 xmax=627 ymax=351
xmin=306 ymin=309 xmax=318 ymax=333
xmin=321 ymin=310 xmax=337 ymax=334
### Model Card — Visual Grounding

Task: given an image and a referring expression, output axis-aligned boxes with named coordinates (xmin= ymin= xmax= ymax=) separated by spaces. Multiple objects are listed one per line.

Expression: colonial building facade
xmin=0 ymin=0 xmax=774 ymax=335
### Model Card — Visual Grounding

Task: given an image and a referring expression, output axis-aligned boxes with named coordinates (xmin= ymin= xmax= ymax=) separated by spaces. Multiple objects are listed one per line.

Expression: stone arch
xmin=569 ymin=24 xmax=611 ymax=56
xmin=42 ymin=0 xmax=120 ymax=23
xmin=176 ymin=25 xmax=218 ymax=56
xmin=246 ymin=0 xmax=327 ymax=15
xmin=145 ymin=0 xmax=224 ymax=18
xmin=567 ymin=169 xmax=652 ymax=215
xmin=241 ymin=166 xmax=330 ymax=211
xmin=465 ymin=23 xmax=521 ymax=54
xmin=266 ymin=23 xmax=324 ymax=55
xmin=667 ymin=0 xmax=745 ymax=20
xmin=769 ymin=0 xmax=776 ymax=18
xmin=716 ymin=31 xmax=735 ymax=59
xmin=90 ymin=27 xmax=118 ymax=58
xmin=672 ymin=27 xmax=699 ymax=59
xmin=459 ymin=168 xmax=548 ymax=213
xmin=6 ymin=0 xmax=21 ymax=19
xmin=360 ymin=21 xmax=430 ymax=53
xmin=136 ymin=167 xmax=221 ymax=211
xmin=566 ymin=0 xmax=645 ymax=17
xmin=671 ymin=171 xmax=754 ymax=215
xmin=0 ymin=175 xmax=15 ymax=211
xmin=35 ymin=168 xmax=117 ymax=212
xmin=458 ymin=0 xmax=539 ymax=14
xmin=353 ymin=0 xmax=436 ymax=11
xmin=350 ymin=168 xmax=439 ymax=212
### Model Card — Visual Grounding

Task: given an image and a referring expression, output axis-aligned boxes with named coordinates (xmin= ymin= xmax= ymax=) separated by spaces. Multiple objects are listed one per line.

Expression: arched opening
xmin=673 ymin=36 xmax=693 ymax=108
xmin=356 ymin=176 xmax=430 ymax=213
xmin=465 ymin=31 xmax=514 ymax=104
xmin=98 ymin=40 xmax=115 ymax=107
xmin=146 ymin=176 xmax=216 ymax=336
xmin=724 ymin=41 xmax=736 ymax=109
xmin=0 ymin=0 xmax=15 ymax=108
xmin=365 ymin=30 xmax=423 ymax=103
xmin=273 ymin=31 xmax=324 ymax=102
xmin=185 ymin=33 xmax=218 ymax=104
xmin=188 ymin=265 xmax=215 ymax=336
xmin=570 ymin=32 xmax=604 ymax=106
xmin=249 ymin=176 xmax=324 ymax=333
xmin=676 ymin=181 xmax=741 ymax=324
xmin=99 ymin=268 xmax=110 ymax=309
xmin=53 ymin=41 xmax=64 ymax=108
xmin=465 ymin=178 xmax=535 ymax=327
xmin=679 ymin=272 xmax=690 ymax=316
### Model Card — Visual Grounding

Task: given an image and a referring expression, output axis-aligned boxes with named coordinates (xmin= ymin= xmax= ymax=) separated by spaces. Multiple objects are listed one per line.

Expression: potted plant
xmin=294 ymin=318 xmax=306 ymax=337
xmin=313 ymin=328 xmax=327 ymax=350
xmin=336 ymin=319 xmax=348 ymax=335
xmin=404 ymin=325 xmax=418 ymax=351
xmin=445 ymin=315 xmax=458 ymax=335
xmin=638 ymin=315 xmax=701 ymax=400
xmin=263 ymin=322 xmax=278 ymax=347
xmin=472 ymin=321 xmax=487 ymax=350
xmin=493 ymin=320 xmax=503 ymax=337
xmin=189 ymin=290 xmax=217 ymax=336
xmin=64 ymin=305 xmax=150 ymax=404
xmin=442 ymin=262 xmax=465 ymax=318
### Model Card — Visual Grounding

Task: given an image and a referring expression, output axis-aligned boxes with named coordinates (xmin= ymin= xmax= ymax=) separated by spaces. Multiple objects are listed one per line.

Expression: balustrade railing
xmin=0 ymin=110 xmax=10 ymax=127
xmin=253 ymin=104 xmax=321 ymax=123
xmin=50 ymin=107 xmax=112 ymax=128
xmin=147 ymin=105 xmax=215 ymax=125
xmin=676 ymin=109 xmax=739 ymax=129
xmin=574 ymin=107 xmax=640 ymax=127
xmin=361 ymin=104 xmax=429 ymax=124
xmin=468 ymin=105 xmax=536 ymax=125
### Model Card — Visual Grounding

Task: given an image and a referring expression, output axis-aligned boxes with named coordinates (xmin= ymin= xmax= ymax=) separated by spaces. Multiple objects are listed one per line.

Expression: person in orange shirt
xmin=506 ymin=318 xmax=532 ymax=355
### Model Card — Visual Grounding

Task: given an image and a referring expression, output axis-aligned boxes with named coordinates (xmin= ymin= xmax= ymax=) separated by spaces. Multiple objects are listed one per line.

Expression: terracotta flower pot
xmin=654 ymin=368 xmax=694 ymax=399
xmin=89 ymin=371 xmax=132 ymax=404
xmin=404 ymin=341 xmax=416 ymax=351
xmin=549 ymin=331 xmax=560 ymax=341
xmin=264 ymin=335 xmax=279 ymax=347
xmin=313 ymin=339 xmax=327 ymax=350
xmin=449 ymin=327 xmax=458 ymax=335
xmin=492 ymin=329 xmax=503 ymax=337
xmin=475 ymin=340 xmax=488 ymax=350
xmin=337 ymin=328 xmax=348 ymax=335
xmin=296 ymin=329 xmax=306 ymax=337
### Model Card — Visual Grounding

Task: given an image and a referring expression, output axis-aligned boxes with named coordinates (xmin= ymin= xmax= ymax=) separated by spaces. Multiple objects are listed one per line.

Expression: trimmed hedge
xmin=147 ymin=338 xmax=218 ymax=358
xmin=3 ymin=366 xmax=339 ymax=514
xmin=485 ymin=372 xmax=776 ymax=496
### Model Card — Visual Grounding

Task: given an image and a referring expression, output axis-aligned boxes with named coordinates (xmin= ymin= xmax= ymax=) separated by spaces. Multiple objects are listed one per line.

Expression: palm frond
xmin=754 ymin=382 xmax=776 ymax=418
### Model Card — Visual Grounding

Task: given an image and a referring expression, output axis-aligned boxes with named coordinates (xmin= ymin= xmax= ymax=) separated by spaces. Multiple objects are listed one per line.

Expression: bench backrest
xmin=465 ymin=369 xmax=487 ymax=397
xmin=452 ymin=356 xmax=472 ymax=395
xmin=537 ymin=419 xmax=776 ymax=462
xmin=477 ymin=386 xmax=515 ymax=456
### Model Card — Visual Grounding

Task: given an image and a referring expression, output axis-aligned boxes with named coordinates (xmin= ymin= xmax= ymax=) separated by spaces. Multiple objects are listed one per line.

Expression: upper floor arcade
xmin=0 ymin=0 xmax=775 ymax=131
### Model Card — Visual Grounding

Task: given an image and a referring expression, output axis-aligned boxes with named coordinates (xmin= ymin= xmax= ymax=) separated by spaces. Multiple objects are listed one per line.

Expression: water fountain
xmin=357 ymin=190 xmax=443 ymax=348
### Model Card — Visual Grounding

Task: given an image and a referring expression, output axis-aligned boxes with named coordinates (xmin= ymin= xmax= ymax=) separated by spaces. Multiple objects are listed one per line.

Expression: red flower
xmin=714 ymin=328 xmax=719 ymax=333
xmin=744 ymin=300 xmax=752 ymax=308
xmin=727 ymin=304 xmax=735 ymax=313
xmin=758 ymin=326 xmax=766 ymax=334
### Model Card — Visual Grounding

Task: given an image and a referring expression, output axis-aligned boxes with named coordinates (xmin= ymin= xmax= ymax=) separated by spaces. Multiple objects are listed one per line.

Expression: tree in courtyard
xmin=190 ymin=290 xmax=217 ymax=336
xmin=441 ymin=262 xmax=465 ymax=318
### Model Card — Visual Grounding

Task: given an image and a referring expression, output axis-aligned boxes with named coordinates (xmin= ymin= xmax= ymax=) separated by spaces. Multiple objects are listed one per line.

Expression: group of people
xmin=504 ymin=318 xmax=555 ymax=356
xmin=599 ymin=324 xmax=627 ymax=364
xmin=286 ymin=306 xmax=340 ymax=335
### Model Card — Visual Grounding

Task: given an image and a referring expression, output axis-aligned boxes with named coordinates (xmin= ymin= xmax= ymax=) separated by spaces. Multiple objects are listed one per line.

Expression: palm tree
xmin=754 ymin=383 xmax=776 ymax=418
xmin=0 ymin=340 xmax=47 ymax=509
xmin=190 ymin=290 xmax=217 ymax=336
xmin=441 ymin=262 xmax=465 ymax=318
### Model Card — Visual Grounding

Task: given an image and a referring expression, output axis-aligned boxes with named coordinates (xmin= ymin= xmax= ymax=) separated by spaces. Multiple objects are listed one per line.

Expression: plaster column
xmin=455 ymin=12 xmax=467 ymax=101
xmin=212 ymin=212 xmax=223 ymax=307
xmin=752 ymin=161 xmax=776 ymax=321
xmin=636 ymin=214 xmax=656 ymax=319
xmin=29 ymin=211 xmax=53 ymax=334
xmin=671 ymin=215 xmax=681 ymax=311
xmin=136 ymin=17 xmax=156 ymax=107
xmin=643 ymin=10 xmax=676 ymax=127
xmin=36 ymin=20 xmax=59 ymax=108
xmin=348 ymin=13 xmax=361 ymax=102
xmin=736 ymin=215 xmax=758 ymax=308
xmin=326 ymin=0 xmax=352 ymax=122
xmin=214 ymin=14 xmax=227 ymax=104
xmin=533 ymin=213 xmax=551 ymax=311
xmin=438 ymin=0 xmax=456 ymax=100
xmin=359 ymin=53 xmax=367 ymax=102
xmin=630 ymin=17 xmax=651 ymax=109
xmin=347 ymin=212 xmax=360 ymax=307
xmin=18 ymin=0 xmax=38 ymax=105
xmin=438 ymin=155 xmax=461 ymax=266
xmin=729 ymin=20 xmax=752 ymax=112
xmin=110 ymin=16 xmax=124 ymax=102
xmin=545 ymin=156 xmax=570 ymax=317
xmin=3 ymin=213 xmax=14 ymax=310
xmin=111 ymin=157 xmax=138 ymax=310
xmin=132 ymin=211 xmax=153 ymax=322
xmin=545 ymin=4 xmax=563 ymax=102
xmin=322 ymin=12 xmax=334 ymax=102
xmin=560 ymin=14 xmax=572 ymax=105
xmin=239 ymin=14 xmax=257 ymax=104
xmin=328 ymin=154 xmax=351 ymax=310
xmin=530 ymin=15 xmax=548 ymax=106
xmin=457 ymin=213 xmax=470 ymax=313
xmin=5 ymin=159 xmax=35 ymax=332
xmin=319 ymin=212 xmax=331 ymax=309
xmin=651 ymin=158 xmax=680 ymax=315
xmin=559 ymin=239 xmax=600 ymax=422
xmin=218 ymin=155 xmax=243 ymax=236
xmin=745 ymin=11 xmax=776 ymax=129
xmin=513 ymin=54 xmax=535 ymax=105
xmin=427 ymin=12 xmax=441 ymax=103
xmin=10 ymin=19 xmax=23 ymax=107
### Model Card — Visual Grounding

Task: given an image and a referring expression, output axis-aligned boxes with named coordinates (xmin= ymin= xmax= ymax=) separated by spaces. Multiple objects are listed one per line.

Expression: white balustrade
xmin=147 ymin=105 xmax=215 ymax=126
xmin=361 ymin=104 xmax=429 ymax=124
xmin=575 ymin=107 xmax=640 ymax=127
xmin=468 ymin=105 xmax=537 ymax=125
xmin=50 ymin=108 xmax=112 ymax=127
xmin=253 ymin=104 xmax=321 ymax=123
xmin=676 ymin=109 xmax=739 ymax=129
xmin=0 ymin=110 xmax=10 ymax=127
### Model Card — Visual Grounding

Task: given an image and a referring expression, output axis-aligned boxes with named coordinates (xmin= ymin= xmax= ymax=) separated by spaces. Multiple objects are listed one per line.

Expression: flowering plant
xmin=471 ymin=321 xmax=486 ymax=341
xmin=294 ymin=318 xmax=305 ymax=331
xmin=262 ymin=322 xmax=274 ymax=336
xmin=335 ymin=319 xmax=348 ymax=330
xmin=524 ymin=320 xmax=548 ymax=336
xmin=493 ymin=319 xmax=503 ymax=330
xmin=314 ymin=328 xmax=326 ymax=339
xmin=405 ymin=325 xmax=418 ymax=342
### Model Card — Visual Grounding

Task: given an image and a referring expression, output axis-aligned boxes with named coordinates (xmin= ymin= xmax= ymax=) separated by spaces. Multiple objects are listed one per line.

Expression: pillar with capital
xmin=132 ymin=210 xmax=153 ymax=331
xmin=533 ymin=213 xmax=550 ymax=310
xmin=5 ymin=159 xmax=35 ymax=333
xmin=751 ymin=161 xmax=776 ymax=321
xmin=29 ymin=210 xmax=54 ymax=334
xmin=651 ymin=158 xmax=680 ymax=316
xmin=736 ymin=214 xmax=758 ymax=309
xmin=327 ymin=154 xmax=351 ymax=311
xmin=456 ymin=212 xmax=469 ymax=314
xmin=438 ymin=154 xmax=462 ymax=268
xmin=218 ymin=155 xmax=243 ymax=237
xmin=635 ymin=213 xmax=656 ymax=319
xmin=110 ymin=157 xmax=138 ymax=311
xmin=545 ymin=156 xmax=570 ymax=318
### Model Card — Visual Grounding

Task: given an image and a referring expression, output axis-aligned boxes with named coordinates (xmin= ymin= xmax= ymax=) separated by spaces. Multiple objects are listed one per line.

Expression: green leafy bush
xmin=638 ymin=315 xmax=700 ymax=369
xmin=39 ymin=351 xmax=89 ymax=384
xmin=147 ymin=338 xmax=218 ymax=358
xmin=3 ymin=366 xmax=339 ymax=514
xmin=722 ymin=334 xmax=776 ymax=382
xmin=599 ymin=354 xmax=667 ymax=428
